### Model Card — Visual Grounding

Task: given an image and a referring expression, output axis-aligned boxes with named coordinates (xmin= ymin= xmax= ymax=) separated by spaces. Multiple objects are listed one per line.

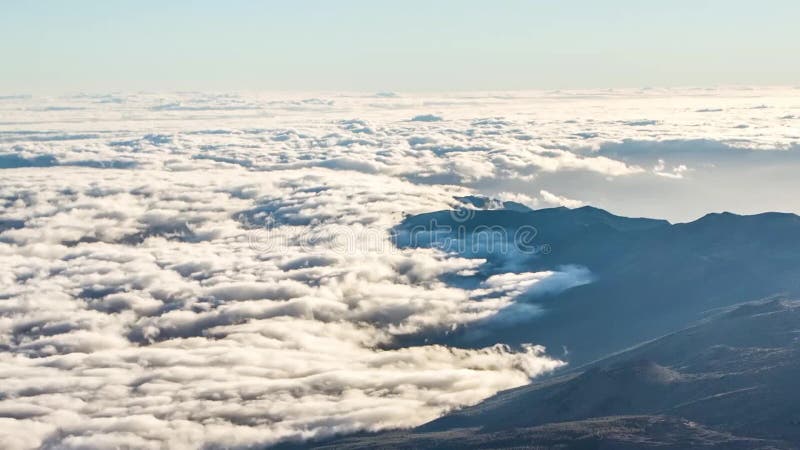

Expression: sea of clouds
xmin=1 ymin=87 xmax=799 ymax=449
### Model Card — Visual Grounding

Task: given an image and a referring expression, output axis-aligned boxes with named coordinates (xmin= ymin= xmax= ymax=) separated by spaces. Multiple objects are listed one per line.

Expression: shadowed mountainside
xmin=300 ymin=298 xmax=800 ymax=449
xmin=394 ymin=203 xmax=800 ymax=365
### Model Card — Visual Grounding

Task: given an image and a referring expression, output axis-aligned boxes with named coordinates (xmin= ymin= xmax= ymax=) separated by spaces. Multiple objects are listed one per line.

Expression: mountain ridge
xmin=393 ymin=200 xmax=800 ymax=364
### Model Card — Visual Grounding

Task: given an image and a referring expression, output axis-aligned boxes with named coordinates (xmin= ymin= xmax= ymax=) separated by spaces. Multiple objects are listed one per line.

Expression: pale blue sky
xmin=2 ymin=0 xmax=799 ymax=92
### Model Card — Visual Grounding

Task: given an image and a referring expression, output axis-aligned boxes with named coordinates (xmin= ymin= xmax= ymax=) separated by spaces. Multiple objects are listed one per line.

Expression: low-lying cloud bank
xmin=4 ymin=88 xmax=799 ymax=221
xmin=0 ymin=168 xmax=566 ymax=449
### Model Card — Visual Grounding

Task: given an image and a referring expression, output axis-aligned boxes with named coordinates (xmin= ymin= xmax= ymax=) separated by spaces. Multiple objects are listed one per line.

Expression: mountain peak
xmin=689 ymin=210 xmax=800 ymax=225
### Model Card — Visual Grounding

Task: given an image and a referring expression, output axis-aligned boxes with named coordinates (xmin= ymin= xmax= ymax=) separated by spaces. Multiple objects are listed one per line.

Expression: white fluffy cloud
xmin=0 ymin=167 xmax=567 ymax=449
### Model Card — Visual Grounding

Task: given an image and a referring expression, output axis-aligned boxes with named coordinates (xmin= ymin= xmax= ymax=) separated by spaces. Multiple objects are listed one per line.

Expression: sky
xmin=2 ymin=0 xmax=799 ymax=93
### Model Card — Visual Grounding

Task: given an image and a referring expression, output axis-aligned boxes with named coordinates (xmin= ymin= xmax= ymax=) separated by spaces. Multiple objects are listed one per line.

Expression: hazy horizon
xmin=3 ymin=1 xmax=798 ymax=93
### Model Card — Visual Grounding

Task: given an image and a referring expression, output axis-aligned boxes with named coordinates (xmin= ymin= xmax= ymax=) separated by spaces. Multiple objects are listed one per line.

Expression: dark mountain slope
xmin=422 ymin=298 xmax=800 ymax=443
xmin=304 ymin=298 xmax=800 ymax=449
xmin=302 ymin=416 xmax=788 ymax=450
xmin=393 ymin=204 xmax=800 ymax=365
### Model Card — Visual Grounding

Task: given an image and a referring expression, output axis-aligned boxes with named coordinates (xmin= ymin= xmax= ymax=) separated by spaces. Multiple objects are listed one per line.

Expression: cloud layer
xmin=0 ymin=167 xmax=567 ymax=449
xmin=4 ymin=87 xmax=799 ymax=221
xmin=1 ymin=87 xmax=799 ymax=448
